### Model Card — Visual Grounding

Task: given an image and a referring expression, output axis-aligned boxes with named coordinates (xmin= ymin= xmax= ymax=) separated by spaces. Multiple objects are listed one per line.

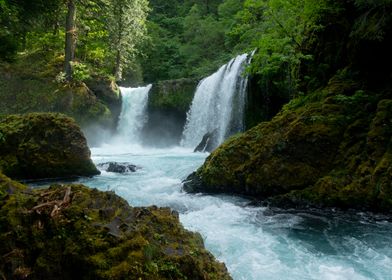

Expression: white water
xmin=70 ymin=68 xmax=391 ymax=279
xmin=181 ymin=53 xmax=251 ymax=149
xmin=78 ymin=146 xmax=392 ymax=280
xmin=117 ymin=85 xmax=152 ymax=143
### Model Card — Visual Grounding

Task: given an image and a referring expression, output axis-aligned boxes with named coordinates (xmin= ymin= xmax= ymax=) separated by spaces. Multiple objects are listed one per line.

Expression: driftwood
xmin=31 ymin=187 xmax=72 ymax=217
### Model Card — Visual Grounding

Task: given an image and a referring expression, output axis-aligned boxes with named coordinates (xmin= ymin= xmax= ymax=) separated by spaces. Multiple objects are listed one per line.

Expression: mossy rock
xmin=184 ymin=76 xmax=392 ymax=213
xmin=148 ymin=78 xmax=198 ymax=114
xmin=0 ymin=113 xmax=99 ymax=179
xmin=142 ymin=78 xmax=198 ymax=147
xmin=0 ymin=51 xmax=120 ymax=129
xmin=0 ymin=175 xmax=231 ymax=280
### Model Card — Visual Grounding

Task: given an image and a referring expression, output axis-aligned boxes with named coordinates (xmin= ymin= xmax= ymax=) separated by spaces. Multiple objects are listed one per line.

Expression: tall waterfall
xmin=181 ymin=53 xmax=252 ymax=150
xmin=117 ymin=85 xmax=152 ymax=144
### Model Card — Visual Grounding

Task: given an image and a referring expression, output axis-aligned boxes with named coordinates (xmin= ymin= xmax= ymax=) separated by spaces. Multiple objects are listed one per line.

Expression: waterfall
xmin=181 ymin=53 xmax=252 ymax=150
xmin=117 ymin=85 xmax=152 ymax=144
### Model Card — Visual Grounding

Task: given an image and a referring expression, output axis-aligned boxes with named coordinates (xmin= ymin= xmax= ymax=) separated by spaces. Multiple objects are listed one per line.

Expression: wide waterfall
xmin=117 ymin=85 xmax=152 ymax=143
xmin=181 ymin=53 xmax=252 ymax=150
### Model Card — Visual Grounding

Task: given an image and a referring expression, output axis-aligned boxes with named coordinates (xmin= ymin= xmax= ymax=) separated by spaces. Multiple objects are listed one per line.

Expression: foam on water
xmin=78 ymin=147 xmax=392 ymax=280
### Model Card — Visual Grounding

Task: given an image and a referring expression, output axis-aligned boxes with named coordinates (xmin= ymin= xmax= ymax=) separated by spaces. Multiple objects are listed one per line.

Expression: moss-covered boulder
xmin=0 ymin=175 xmax=231 ymax=280
xmin=184 ymin=75 xmax=392 ymax=212
xmin=0 ymin=113 xmax=99 ymax=179
xmin=184 ymin=1 xmax=392 ymax=213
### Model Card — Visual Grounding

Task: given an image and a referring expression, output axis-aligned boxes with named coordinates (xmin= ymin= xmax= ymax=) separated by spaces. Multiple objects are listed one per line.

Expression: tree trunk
xmin=64 ymin=0 xmax=76 ymax=81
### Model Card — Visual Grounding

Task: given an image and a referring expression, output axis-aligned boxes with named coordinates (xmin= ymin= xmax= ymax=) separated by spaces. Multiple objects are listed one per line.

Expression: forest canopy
xmin=1 ymin=0 xmax=391 ymax=89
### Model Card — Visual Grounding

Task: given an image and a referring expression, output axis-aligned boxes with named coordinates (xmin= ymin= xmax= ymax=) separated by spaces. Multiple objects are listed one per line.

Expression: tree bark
xmin=64 ymin=0 xmax=76 ymax=81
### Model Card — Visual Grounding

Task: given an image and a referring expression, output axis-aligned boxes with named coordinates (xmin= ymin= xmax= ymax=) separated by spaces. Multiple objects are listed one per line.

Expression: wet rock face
xmin=142 ymin=78 xmax=198 ymax=147
xmin=0 ymin=176 xmax=232 ymax=280
xmin=97 ymin=162 xmax=139 ymax=173
xmin=0 ymin=113 xmax=100 ymax=179
xmin=194 ymin=130 xmax=218 ymax=153
xmin=184 ymin=77 xmax=392 ymax=213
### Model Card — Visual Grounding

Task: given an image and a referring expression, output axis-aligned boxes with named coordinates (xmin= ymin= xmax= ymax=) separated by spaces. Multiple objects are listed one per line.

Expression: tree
xmin=107 ymin=0 xmax=149 ymax=81
xmin=64 ymin=0 xmax=77 ymax=81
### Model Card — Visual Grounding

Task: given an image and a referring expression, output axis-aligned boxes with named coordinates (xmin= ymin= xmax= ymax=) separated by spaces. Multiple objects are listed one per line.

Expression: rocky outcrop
xmin=85 ymin=77 xmax=122 ymax=130
xmin=0 ymin=52 xmax=121 ymax=133
xmin=184 ymin=76 xmax=392 ymax=213
xmin=0 ymin=174 xmax=232 ymax=280
xmin=194 ymin=130 xmax=218 ymax=153
xmin=184 ymin=1 xmax=392 ymax=213
xmin=97 ymin=162 xmax=139 ymax=173
xmin=142 ymin=78 xmax=198 ymax=147
xmin=245 ymin=73 xmax=290 ymax=129
xmin=0 ymin=113 xmax=99 ymax=179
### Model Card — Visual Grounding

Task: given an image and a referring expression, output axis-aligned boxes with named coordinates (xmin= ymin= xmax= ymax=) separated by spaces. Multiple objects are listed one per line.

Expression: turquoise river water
xmin=70 ymin=143 xmax=392 ymax=280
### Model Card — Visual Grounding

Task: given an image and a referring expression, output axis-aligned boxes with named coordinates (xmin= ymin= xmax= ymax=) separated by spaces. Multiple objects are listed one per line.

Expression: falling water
xmin=117 ymin=85 xmax=152 ymax=144
xmin=181 ymin=53 xmax=253 ymax=150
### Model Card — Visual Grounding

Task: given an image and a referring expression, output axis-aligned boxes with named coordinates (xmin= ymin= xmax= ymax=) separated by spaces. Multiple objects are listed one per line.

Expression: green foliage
xmin=107 ymin=0 xmax=150 ymax=81
xmin=141 ymin=0 xmax=244 ymax=82
xmin=351 ymin=0 xmax=392 ymax=41
xmin=0 ymin=0 xmax=149 ymax=82
xmin=70 ymin=61 xmax=91 ymax=82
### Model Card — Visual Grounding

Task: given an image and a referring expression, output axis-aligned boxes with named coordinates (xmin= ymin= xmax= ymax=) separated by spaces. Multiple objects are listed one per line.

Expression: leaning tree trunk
xmin=64 ymin=0 xmax=76 ymax=81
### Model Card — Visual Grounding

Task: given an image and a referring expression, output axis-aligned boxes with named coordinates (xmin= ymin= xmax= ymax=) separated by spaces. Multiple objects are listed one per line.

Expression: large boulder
xmin=0 ymin=174 xmax=231 ymax=280
xmin=0 ymin=113 xmax=100 ymax=179
xmin=183 ymin=77 xmax=392 ymax=212
xmin=184 ymin=1 xmax=392 ymax=213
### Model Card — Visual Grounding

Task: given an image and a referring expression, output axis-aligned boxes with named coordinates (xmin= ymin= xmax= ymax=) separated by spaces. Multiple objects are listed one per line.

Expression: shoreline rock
xmin=0 ymin=174 xmax=232 ymax=280
xmin=183 ymin=77 xmax=392 ymax=213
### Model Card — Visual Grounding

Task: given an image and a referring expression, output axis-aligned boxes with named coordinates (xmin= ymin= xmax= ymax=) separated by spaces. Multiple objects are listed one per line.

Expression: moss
xmin=0 ymin=51 xmax=120 ymax=129
xmin=184 ymin=75 xmax=392 ymax=212
xmin=0 ymin=113 xmax=99 ymax=179
xmin=148 ymin=78 xmax=198 ymax=114
xmin=0 ymin=176 xmax=232 ymax=280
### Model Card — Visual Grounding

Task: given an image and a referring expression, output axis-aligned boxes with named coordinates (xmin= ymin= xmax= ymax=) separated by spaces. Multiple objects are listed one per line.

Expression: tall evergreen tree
xmin=64 ymin=0 xmax=77 ymax=81
xmin=107 ymin=0 xmax=149 ymax=81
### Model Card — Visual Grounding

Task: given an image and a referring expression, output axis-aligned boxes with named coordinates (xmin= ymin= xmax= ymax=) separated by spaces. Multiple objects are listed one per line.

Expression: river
xmin=75 ymin=143 xmax=392 ymax=280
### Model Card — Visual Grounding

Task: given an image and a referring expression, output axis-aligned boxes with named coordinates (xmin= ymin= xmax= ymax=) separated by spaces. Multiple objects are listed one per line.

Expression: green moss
xmin=148 ymin=78 xmax=198 ymax=114
xmin=0 ymin=51 xmax=120 ymax=129
xmin=0 ymin=177 xmax=232 ymax=280
xmin=184 ymin=75 xmax=392 ymax=212
xmin=0 ymin=113 xmax=99 ymax=179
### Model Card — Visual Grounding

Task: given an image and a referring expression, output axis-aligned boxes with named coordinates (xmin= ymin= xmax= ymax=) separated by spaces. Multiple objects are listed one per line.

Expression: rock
xmin=0 ymin=174 xmax=232 ymax=280
xmin=183 ymin=2 xmax=392 ymax=213
xmin=97 ymin=162 xmax=139 ymax=173
xmin=184 ymin=77 xmax=392 ymax=213
xmin=194 ymin=129 xmax=218 ymax=153
xmin=0 ymin=52 xmax=121 ymax=132
xmin=85 ymin=77 xmax=122 ymax=131
xmin=142 ymin=78 xmax=198 ymax=147
xmin=0 ymin=113 xmax=100 ymax=179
